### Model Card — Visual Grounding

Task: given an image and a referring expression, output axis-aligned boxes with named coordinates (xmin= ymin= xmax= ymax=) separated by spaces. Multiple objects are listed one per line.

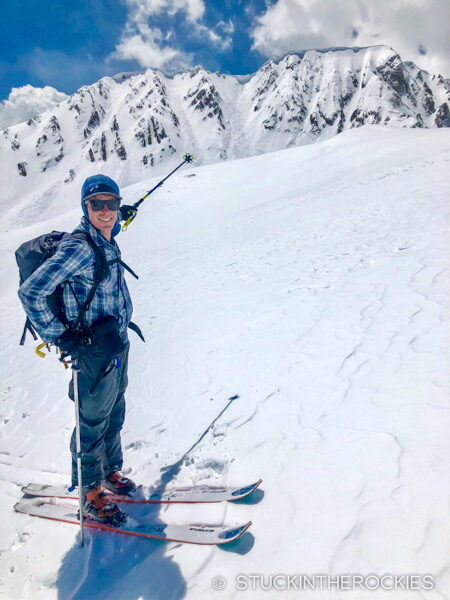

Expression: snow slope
xmin=1 ymin=45 xmax=449 ymax=232
xmin=0 ymin=125 xmax=449 ymax=599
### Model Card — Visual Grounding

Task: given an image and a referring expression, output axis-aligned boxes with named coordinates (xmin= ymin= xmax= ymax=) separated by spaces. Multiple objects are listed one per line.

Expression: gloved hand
xmin=119 ymin=205 xmax=138 ymax=221
xmin=56 ymin=328 xmax=88 ymax=357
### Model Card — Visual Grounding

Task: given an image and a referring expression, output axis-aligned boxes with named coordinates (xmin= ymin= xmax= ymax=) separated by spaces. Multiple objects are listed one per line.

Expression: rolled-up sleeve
xmin=18 ymin=239 xmax=94 ymax=342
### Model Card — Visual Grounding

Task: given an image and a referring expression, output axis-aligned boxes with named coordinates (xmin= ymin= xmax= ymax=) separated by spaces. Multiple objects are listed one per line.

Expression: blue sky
xmin=1 ymin=0 xmax=448 ymax=127
xmin=0 ymin=0 xmax=270 ymax=100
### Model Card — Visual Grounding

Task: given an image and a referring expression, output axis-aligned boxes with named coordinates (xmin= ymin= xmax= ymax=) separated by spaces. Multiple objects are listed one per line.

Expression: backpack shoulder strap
xmin=68 ymin=231 xmax=110 ymax=330
xmin=117 ymin=258 xmax=139 ymax=280
xmin=105 ymin=244 xmax=139 ymax=280
xmin=71 ymin=231 xmax=109 ymax=282
xmin=66 ymin=231 xmax=140 ymax=333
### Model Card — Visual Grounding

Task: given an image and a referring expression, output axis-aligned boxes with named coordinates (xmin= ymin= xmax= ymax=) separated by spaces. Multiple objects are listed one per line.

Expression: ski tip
xmin=245 ymin=479 xmax=262 ymax=493
xmin=246 ymin=479 xmax=262 ymax=490
xmin=229 ymin=479 xmax=263 ymax=501
xmin=217 ymin=521 xmax=253 ymax=544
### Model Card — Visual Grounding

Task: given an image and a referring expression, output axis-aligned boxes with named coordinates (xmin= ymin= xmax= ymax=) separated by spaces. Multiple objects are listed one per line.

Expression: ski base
xmin=21 ymin=479 xmax=262 ymax=504
xmin=14 ymin=498 xmax=252 ymax=545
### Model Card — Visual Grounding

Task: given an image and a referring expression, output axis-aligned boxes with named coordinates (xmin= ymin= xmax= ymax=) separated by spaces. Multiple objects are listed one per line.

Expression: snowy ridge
xmin=1 ymin=45 xmax=449 ymax=229
xmin=0 ymin=125 xmax=449 ymax=598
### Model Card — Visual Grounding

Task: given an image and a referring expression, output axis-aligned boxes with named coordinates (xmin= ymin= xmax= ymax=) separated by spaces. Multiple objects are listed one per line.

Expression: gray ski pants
xmin=68 ymin=342 xmax=130 ymax=492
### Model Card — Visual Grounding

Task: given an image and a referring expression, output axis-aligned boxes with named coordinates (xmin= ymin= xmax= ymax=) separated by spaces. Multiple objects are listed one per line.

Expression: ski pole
xmin=72 ymin=359 xmax=85 ymax=547
xmin=121 ymin=153 xmax=194 ymax=231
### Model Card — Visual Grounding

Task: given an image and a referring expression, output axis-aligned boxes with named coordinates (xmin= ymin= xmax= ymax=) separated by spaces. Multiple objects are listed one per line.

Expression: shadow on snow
xmin=56 ymin=394 xmax=256 ymax=598
xmin=56 ymin=463 xmax=187 ymax=600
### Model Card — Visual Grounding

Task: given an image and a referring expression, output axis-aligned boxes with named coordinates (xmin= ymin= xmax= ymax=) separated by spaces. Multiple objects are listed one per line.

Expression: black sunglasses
xmin=86 ymin=198 xmax=121 ymax=211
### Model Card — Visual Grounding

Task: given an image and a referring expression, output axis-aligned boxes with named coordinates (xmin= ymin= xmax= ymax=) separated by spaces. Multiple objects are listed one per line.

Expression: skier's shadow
xmin=56 ymin=462 xmax=187 ymax=600
xmin=158 ymin=457 xmax=184 ymax=488
xmin=57 ymin=394 xmax=257 ymax=598
xmin=56 ymin=529 xmax=185 ymax=600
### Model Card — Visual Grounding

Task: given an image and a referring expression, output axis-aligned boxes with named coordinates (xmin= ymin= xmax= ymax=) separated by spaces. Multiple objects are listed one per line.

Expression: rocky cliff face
xmin=1 ymin=45 xmax=448 ymax=226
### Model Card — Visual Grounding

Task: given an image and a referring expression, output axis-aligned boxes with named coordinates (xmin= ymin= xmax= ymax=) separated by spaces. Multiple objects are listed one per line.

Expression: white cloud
xmin=213 ymin=19 xmax=235 ymax=48
xmin=195 ymin=22 xmax=233 ymax=50
xmin=251 ymin=0 xmax=450 ymax=77
xmin=110 ymin=0 xmax=232 ymax=72
xmin=111 ymin=24 xmax=192 ymax=70
xmin=0 ymin=85 xmax=68 ymax=130
xmin=217 ymin=20 xmax=235 ymax=35
xmin=126 ymin=0 xmax=205 ymax=23
xmin=170 ymin=0 xmax=205 ymax=21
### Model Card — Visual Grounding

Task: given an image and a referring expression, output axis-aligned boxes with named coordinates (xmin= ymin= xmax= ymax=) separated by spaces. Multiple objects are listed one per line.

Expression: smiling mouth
xmin=98 ymin=216 xmax=113 ymax=222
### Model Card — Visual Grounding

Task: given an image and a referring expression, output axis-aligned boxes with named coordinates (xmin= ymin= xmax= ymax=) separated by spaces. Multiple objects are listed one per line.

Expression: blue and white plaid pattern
xmin=18 ymin=217 xmax=133 ymax=343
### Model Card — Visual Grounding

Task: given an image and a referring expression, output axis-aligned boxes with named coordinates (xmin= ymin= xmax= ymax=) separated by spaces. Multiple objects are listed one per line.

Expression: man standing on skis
xmin=18 ymin=174 xmax=140 ymax=525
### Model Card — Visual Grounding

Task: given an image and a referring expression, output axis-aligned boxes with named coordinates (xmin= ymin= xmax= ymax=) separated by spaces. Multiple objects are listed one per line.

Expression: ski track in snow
xmin=0 ymin=125 xmax=449 ymax=599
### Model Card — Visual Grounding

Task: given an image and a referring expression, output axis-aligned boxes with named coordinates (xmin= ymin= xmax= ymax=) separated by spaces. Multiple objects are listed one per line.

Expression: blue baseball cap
xmin=81 ymin=174 xmax=122 ymax=203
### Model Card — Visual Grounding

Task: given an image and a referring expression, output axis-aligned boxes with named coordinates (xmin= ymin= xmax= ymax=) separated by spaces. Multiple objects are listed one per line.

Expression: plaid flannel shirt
xmin=18 ymin=216 xmax=133 ymax=343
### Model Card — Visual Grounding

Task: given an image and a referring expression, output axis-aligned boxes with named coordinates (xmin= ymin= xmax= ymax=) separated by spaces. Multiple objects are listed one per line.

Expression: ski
xmin=21 ymin=479 xmax=262 ymax=504
xmin=14 ymin=498 xmax=252 ymax=545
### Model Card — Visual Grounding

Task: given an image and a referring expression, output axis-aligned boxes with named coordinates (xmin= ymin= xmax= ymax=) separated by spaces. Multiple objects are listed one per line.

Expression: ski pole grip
xmin=121 ymin=210 xmax=138 ymax=232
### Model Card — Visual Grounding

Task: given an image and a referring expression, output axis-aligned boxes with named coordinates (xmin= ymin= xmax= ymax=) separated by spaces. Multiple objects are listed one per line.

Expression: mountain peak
xmin=1 ymin=45 xmax=448 ymax=226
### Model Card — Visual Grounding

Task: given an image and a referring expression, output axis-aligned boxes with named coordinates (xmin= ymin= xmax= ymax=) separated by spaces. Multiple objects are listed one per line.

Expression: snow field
xmin=0 ymin=125 xmax=449 ymax=599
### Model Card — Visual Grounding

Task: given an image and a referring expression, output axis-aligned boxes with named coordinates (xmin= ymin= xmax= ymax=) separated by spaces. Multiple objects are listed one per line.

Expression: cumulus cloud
xmin=195 ymin=21 xmax=234 ymax=51
xmin=217 ymin=20 xmax=235 ymax=35
xmin=110 ymin=0 xmax=232 ymax=71
xmin=112 ymin=24 xmax=192 ymax=70
xmin=251 ymin=0 xmax=450 ymax=77
xmin=126 ymin=0 xmax=205 ymax=23
xmin=0 ymin=85 xmax=68 ymax=130
xmin=214 ymin=19 xmax=235 ymax=49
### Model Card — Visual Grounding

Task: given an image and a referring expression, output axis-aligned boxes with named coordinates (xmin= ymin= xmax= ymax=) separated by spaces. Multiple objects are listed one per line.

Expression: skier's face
xmin=85 ymin=194 xmax=118 ymax=241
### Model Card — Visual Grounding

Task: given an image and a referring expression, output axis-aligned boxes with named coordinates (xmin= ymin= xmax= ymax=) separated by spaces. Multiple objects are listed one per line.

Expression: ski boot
xmin=81 ymin=485 xmax=127 ymax=525
xmin=103 ymin=471 xmax=137 ymax=496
